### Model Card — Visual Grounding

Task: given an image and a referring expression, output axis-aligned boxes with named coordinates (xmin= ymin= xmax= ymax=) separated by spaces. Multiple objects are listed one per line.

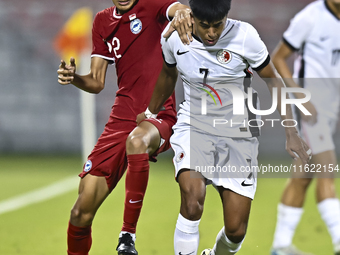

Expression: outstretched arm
xmin=57 ymin=56 xmax=108 ymax=94
xmin=136 ymin=61 xmax=178 ymax=123
xmin=257 ymin=61 xmax=311 ymax=165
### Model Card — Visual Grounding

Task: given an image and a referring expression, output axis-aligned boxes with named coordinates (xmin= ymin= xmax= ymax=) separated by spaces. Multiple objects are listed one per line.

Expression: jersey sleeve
xmin=283 ymin=5 xmax=316 ymax=51
xmin=154 ymin=0 xmax=179 ymax=21
xmin=161 ymin=23 xmax=177 ymax=67
xmin=243 ymin=23 xmax=270 ymax=71
xmin=91 ymin=12 xmax=115 ymax=64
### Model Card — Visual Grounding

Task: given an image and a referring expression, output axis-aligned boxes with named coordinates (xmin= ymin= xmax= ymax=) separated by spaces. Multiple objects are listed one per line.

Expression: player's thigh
xmin=313 ymin=150 xmax=337 ymax=178
xmin=74 ymin=174 xmax=110 ymax=213
xmin=126 ymin=120 xmax=161 ymax=155
xmin=171 ymin=123 xmax=215 ymax=178
xmin=218 ymin=187 xmax=251 ymax=234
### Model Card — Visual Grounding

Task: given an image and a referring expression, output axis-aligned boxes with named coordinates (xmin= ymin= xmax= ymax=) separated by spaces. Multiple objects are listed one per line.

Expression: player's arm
xmin=136 ymin=61 xmax=178 ymax=123
xmin=164 ymin=3 xmax=193 ymax=45
xmin=257 ymin=61 xmax=311 ymax=164
xmin=57 ymin=56 xmax=108 ymax=94
xmin=272 ymin=40 xmax=317 ymax=124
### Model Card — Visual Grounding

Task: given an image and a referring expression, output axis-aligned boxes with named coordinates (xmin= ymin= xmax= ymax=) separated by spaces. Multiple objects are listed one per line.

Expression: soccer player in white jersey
xmin=270 ymin=1 xmax=340 ymax=254
xmin=137 ymin=0 xmax=310 ymax=254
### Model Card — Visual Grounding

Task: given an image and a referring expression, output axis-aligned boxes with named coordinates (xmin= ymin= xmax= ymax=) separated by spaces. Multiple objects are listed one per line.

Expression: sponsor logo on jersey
xmin=320 ymin=36 xmax=330 ymax=41
xmin=177 ymin=49 xmax=189 ymax=55
xmin=176 ymin=151 xmax=185 ymax=162
xmin=216 ymin=49 xmax=232 ymax=64
xmin=84 ymin=160 xmax=92 ymax=172
xmin=130 ymin=18 xmax=142 ymax=34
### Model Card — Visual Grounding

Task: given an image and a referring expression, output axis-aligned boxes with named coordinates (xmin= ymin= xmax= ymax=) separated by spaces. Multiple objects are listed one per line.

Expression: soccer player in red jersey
xmin=57 ymin=1 xmax=192 ymax=254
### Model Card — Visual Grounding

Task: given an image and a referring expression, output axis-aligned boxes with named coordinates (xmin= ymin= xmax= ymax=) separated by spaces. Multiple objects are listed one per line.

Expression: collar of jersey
xmin=324 ymin=0 xmax=340 ymax=21
xmin=112 ymin=6 xmax=122 ymax=19
xmin=113 ymin=6 xmax=122 ymax=19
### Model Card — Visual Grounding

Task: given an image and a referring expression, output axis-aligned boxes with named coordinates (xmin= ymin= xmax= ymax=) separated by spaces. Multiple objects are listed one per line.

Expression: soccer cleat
xmin=271 ymin=245 xmax=314 ymax=255
xmin=116 ymin=233 xmax=138 ymax=255
xmin=200 ymin=248 xmax=213 ymax=255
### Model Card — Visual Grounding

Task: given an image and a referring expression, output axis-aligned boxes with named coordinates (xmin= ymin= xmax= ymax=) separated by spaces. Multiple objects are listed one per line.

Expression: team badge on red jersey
xmin=84 ymin=160 xmax=92 ymax=172
xmin=130 ymin=18 xmax=142 ymax=34
xmin=216 ymin=49 xmax=232 ymax=64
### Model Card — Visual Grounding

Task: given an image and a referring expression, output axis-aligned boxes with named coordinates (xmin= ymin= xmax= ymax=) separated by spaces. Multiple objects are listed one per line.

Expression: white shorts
xmin=300 ymin=116 xmax=337 ymax=155
xmin=170 ymin=123 xmax=259 ymax=199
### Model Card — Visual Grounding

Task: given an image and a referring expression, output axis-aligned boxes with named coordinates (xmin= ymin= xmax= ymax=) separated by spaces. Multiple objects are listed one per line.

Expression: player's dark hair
xmin=189 ymin=0 xmax=231 ymax=23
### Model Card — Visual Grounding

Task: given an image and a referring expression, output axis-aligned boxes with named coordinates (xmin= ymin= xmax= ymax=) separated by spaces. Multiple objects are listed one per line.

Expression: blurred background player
xmin=57 ymin=0 xmax=192 ymax=254
xmin=270 ymin=0 xmax=340 ymax=254
xmin=137 ymin=0 xmax=310 ymax=254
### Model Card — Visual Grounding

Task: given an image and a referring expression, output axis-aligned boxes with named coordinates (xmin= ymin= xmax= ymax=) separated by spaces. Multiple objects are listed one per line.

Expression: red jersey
xmin=91 ymin=0 xmax=177 ymax=123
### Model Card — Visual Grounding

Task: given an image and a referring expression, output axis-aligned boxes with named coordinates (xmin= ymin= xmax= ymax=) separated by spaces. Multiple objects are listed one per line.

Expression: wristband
xmin=145 ymin=108 xmax=157 ymax=119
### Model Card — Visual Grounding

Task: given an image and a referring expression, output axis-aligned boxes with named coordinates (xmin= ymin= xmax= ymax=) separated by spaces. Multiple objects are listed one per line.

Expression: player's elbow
xmin=93 ymin=83 xmax=104 ymax=94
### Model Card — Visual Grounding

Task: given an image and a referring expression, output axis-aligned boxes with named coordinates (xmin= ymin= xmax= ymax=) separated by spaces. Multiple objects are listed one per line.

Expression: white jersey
xmin=283 ymin=0 xmax=340 ymax=118
xmin=161 ymin=19 xmax=269 ymax=137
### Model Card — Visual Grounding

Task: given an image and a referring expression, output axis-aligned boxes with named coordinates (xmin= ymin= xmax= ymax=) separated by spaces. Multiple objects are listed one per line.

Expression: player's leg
xmin=209 ymin=188 xmax=251 ymax=255
xmin=171 ymin=123 xmax=212 ymax=255
xmin=314 ymin=150 xmax=340 ymax=252
xmin=271 ymin=158 xmax=313 ymax=253
xmin=122 ymin=121 xmax=160 ymax=232
xmin=68 ymin=174 xmax=110 ymax=255
xmin=272 ymin=116 xmax=337 ymax=254
xmin=68 ymin=118 xmax=134 ymax=255
xmin=118 ymin=119 xmax=170 ymax=254
xmin=175 ymin=170 xmax=206 ymax=255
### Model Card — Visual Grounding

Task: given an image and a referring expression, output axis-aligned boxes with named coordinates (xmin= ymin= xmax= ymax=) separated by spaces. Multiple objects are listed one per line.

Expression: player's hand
xmin=301 ymin=101 xmax=317 ymax=125
xmin=136 ymin=112 xmax=146 ymax=125
xmin=285 ymin=130 xmax=311 ymax=165
xmin=163 ymin=8 xmax=193 ymax=45
xmin=57 ymin=57 xmax=76 ymax=85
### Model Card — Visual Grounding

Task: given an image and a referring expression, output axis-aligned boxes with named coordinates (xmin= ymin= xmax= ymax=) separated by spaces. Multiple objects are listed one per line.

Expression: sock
xmin=318 ymin=198 xmax=340 ymax=245
xmin=213 ymin=227 xmax=243 ymax=255
xmin=67 ymin=221 xmax=92 ymax=255
xmin=272 ymin=203 xmax=303 ymax=249
xmin=122 ymin=153 xmax=149 ymax=233
xmin=174 ymin=214 xmax=201 ymax=255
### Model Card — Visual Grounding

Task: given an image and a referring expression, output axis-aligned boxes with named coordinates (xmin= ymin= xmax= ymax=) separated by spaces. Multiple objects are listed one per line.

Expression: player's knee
xmin=70 ymin=207 xmax=95 ymax=226
xmin=224 ymin=226 xmax=246 ymax=244
xmin=290 ymin=178 xmax=312 ymax=190
xmin=181 ymin=198 xmax=204 ymax=220
xmin=126 ymin=133 xmax=149 ymax=154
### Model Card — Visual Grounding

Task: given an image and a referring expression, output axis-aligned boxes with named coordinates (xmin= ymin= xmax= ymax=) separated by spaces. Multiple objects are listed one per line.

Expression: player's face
xmin=112 ymin=0 xmax=137 ymax=14
xmin=193 ymin=16 xmax=227 ymax=46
